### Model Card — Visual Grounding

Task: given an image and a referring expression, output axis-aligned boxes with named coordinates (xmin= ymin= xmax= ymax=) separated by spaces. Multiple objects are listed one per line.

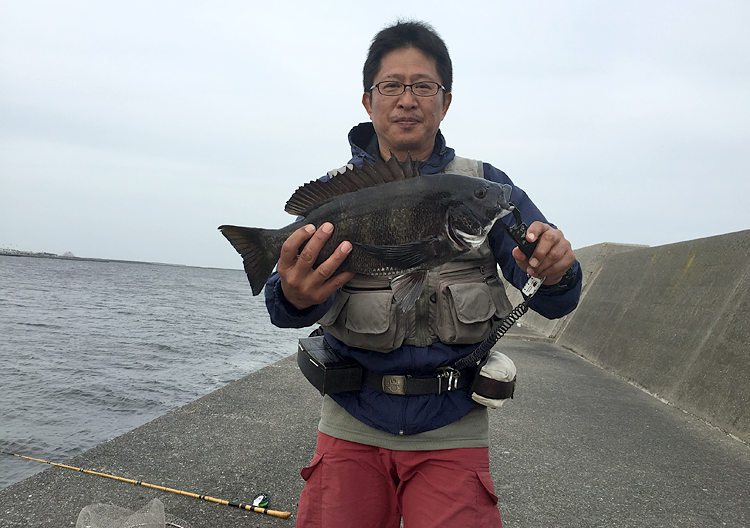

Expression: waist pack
xmin=297 ymin=337 xmax=363 ymax=395
xmin=297 ymin=336 xmax=516 ymax=407
xmin=470 ymin=351 xmax=516 ymax=408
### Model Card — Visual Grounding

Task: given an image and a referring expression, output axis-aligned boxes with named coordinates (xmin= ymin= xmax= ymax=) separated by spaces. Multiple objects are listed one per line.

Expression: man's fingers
xmin=297 ymin=222 xmax=335 ymax=267
xmin=278 ymin=224 xmax=316 ymax=270
xmin=536 ymin=247 xmax=574 ymax=280
xmin=314 ymin=240 xmax=352 ymax=280
xmin=527 ymin=227 xmax=558 ymax=269
xmin=315 ymin=270 xmax=356 ymax=302
xmin=513 ymin=222 xmax=575 ymax=281
xmin=277 ymin=226 xmax=354 ymax=311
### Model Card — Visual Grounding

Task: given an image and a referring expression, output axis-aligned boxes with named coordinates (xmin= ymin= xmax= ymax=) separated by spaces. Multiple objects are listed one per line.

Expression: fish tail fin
xmin=219 ymin=225 xmax=278 ymax=295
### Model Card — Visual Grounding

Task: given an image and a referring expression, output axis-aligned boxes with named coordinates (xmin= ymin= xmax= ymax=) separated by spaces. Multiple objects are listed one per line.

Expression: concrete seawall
xmin=506 ymin=241 xmax=649 ymax=340
xmin=517 ymin=229 xmax=750 ymax=443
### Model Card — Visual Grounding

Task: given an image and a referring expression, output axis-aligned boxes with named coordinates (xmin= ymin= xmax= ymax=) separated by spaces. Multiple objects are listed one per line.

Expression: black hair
xmin=363 ymin=20 xmax=452 ymax=94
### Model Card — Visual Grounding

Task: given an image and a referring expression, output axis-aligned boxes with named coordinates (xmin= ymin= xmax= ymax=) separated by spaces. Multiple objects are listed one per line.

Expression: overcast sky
xmin=2 ymin=0 xmax=748 ymax=269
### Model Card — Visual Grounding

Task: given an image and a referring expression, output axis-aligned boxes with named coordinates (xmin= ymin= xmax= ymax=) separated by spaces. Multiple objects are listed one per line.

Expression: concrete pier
xmin=2 ymin=230 xmax=749 ymax=527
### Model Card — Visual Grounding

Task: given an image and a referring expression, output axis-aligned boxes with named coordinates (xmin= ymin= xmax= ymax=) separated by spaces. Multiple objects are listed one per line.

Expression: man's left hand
xmin=511 ymin=221 xmax=576 ymax=285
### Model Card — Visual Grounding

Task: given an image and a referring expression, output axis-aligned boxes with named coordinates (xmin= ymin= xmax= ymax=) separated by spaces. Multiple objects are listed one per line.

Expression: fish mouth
xmin=497 ymin=184 xmax=513 ymax=212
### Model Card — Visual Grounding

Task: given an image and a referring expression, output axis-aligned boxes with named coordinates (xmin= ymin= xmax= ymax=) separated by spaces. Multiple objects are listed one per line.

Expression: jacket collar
xmin=347 ymin=122 xmax=455 ymax=174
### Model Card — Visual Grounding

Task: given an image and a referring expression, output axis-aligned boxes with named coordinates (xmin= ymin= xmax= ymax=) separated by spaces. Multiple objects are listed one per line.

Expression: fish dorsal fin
xmin=285 ymin=153 xmax=419 ymax=216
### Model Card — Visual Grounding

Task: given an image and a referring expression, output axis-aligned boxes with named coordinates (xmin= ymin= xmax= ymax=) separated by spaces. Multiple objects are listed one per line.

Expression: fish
xmin=219 ymin=154 xmax=514 ymax=312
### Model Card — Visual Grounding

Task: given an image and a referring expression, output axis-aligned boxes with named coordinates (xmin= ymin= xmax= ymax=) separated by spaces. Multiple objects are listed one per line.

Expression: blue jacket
xmin=265 ymin=122 xmax=582 ymax=435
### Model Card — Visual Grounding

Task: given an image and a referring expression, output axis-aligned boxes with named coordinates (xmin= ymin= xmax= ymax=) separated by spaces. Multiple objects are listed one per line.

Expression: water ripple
xmin=0 ymin=255 xmax=308 ymax=489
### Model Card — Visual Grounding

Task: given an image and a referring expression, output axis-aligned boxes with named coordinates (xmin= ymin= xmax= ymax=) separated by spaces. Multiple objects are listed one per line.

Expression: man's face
xmin=362 ymin=47 xmax=452 ymax=162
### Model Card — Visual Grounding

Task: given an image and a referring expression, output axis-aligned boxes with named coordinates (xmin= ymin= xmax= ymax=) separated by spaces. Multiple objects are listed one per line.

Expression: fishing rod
xmin=0 ymin=450 xmax=291 ymax=519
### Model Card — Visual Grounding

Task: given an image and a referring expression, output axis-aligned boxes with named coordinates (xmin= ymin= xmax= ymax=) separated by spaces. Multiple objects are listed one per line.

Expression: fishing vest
xmin=318 ymin=156 xmax=513 ymax=353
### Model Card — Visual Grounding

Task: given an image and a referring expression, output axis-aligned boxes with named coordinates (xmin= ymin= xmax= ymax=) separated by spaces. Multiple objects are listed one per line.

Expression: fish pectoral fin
xmin=354 ymin=238 xmax=439 ymax=269
xmin=391 ymin=272 xmax=428 ymax=313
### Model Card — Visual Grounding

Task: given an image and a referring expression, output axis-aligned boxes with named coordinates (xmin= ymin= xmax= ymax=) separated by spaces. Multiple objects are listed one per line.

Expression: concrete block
xmin=557 ymin=230 xmax=750 ymax=442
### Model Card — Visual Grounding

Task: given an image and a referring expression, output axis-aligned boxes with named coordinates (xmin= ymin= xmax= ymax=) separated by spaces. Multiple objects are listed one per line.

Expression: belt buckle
xmin=437 ymin=367 xmax=460 ymax=393
xmin=382 ymin=375 xmax=407 ymax=395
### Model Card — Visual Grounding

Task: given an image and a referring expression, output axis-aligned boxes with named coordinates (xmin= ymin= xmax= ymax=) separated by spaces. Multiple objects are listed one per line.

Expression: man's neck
xmin=378 ymin=145 xmax=432 ymax=163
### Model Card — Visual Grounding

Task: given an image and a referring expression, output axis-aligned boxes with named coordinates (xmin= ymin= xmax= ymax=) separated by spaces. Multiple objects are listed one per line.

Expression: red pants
xmin=296 ymin=432 xmax=503 ymax=528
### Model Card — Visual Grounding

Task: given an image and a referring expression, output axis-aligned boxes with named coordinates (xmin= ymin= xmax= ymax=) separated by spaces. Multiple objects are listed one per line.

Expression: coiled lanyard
xmin=453 ymin=204 xmax=544 ymax=371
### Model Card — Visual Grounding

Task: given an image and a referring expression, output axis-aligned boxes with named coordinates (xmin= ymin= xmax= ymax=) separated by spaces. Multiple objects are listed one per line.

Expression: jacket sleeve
xmin=264 ymin=271 xmax=337 ymax=329
xmin=483 ymin=163 xmax=582 ymax=319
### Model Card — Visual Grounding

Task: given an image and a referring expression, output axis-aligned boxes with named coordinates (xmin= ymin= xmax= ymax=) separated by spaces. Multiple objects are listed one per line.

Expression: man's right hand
xmin=278 ymin=222 xmax=355 ymax=310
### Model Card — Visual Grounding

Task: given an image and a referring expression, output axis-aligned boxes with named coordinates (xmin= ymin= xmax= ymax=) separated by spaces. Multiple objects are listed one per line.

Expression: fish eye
xmin=474 ymin=188 xmax=488 ymax=199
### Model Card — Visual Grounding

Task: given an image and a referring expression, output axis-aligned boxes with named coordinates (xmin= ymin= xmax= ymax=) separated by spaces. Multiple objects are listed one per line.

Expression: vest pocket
xmin=319 ymin=290 xmax=405 ymax=353
xmin=437 ymin=282 xmax=497 ymax=344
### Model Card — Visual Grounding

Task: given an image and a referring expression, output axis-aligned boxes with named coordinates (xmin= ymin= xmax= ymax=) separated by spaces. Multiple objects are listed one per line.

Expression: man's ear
xmin=362 ymin=91 xmax=373 ymax=118
xmin=441 ymin=91 xmax=452 ymax=119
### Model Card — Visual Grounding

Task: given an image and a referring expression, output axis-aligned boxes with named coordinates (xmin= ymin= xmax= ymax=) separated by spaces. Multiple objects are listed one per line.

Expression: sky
xmin=1 ymin=0 xmax=749 ymax=270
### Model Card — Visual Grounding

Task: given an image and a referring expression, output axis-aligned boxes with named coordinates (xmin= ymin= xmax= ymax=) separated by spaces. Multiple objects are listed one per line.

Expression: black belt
xmin=362 ymin=367 xmax=474 ymax=396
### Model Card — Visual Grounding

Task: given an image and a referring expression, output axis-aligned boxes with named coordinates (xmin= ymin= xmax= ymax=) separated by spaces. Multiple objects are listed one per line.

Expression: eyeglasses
xmin=369 ymin=81 xmax=445 ymax=97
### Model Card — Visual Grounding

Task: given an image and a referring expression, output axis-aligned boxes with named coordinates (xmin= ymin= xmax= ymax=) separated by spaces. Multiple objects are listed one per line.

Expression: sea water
xmin=0 ymin=255 xmax=309 ymax=489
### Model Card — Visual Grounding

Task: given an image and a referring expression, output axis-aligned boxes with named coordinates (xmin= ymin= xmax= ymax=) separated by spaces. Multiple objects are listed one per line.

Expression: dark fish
xmin=219 ymin=155 xmax=513 ymax=311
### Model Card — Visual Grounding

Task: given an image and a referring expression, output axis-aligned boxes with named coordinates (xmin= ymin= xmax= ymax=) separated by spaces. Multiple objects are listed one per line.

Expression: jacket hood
xmin=347 ymin=122 xmax=456 ymax=174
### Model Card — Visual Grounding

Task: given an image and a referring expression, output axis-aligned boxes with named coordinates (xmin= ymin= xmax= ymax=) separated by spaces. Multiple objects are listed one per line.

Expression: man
xmin=265 ymin=20 xmax=581 ymax=528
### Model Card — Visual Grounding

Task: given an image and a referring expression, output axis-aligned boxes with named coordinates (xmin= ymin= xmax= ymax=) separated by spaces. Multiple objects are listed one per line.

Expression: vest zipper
xmin=414 ymin=284 xmax=431 ymax=346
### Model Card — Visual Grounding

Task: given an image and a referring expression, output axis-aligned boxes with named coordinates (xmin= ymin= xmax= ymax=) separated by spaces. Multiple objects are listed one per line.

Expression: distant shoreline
xmin=0 ymin=249 xmax=233 ymax=270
